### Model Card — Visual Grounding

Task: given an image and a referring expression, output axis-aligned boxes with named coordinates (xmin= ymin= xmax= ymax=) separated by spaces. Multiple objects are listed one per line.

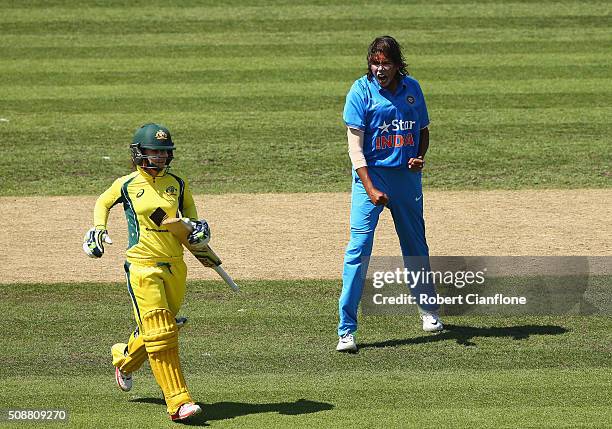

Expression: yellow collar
xmin=137 ymin=165 xmax=168 ymax=179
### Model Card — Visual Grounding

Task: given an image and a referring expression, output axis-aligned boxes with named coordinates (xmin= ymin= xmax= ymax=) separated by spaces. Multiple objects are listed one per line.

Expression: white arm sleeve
xmin=347 ymin=127 xmax=367 ymax=170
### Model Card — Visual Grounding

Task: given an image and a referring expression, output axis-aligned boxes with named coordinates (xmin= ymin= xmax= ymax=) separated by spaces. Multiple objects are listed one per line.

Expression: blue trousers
xmin=338 ymin=167 xmax=440 ymax=336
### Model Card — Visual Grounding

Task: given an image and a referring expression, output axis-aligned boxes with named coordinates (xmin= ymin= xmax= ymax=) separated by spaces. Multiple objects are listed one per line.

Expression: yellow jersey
xmin=94 ymin=166 xmax=198 ymax=263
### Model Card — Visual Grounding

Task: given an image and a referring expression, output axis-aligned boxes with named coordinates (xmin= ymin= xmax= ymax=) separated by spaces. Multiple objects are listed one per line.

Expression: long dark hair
xmin=366 ymin=36 xmax=408 ymax=80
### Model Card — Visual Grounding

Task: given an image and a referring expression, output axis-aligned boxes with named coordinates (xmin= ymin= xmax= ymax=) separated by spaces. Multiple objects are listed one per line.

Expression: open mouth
xmin=377 ymin=73 xmax=389 ymax=85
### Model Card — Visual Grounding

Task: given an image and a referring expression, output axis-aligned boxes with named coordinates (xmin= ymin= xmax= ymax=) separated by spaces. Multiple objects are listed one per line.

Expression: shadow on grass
xmin=130 ymin=397 xmax=334 ymax=426
xmin=359 ymin=324 xmax=568 ymax=348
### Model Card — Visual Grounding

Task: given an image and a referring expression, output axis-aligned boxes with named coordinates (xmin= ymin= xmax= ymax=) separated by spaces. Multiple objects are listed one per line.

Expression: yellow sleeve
xmin=93 ymin=177 xmax=125 ymax=229
xmin=181 ymin=179 xmax=198 ymax=220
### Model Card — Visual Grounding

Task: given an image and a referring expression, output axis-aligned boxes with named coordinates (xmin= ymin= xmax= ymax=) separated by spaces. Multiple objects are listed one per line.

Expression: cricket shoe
xmin=336 ymin=333 xmax=357 ymax=352
xmin=421 ymin=312 xmax=444 ymax=332
xmin=114 ymin=366 xmax=133 ymax=392
xmin=111 ymin=343 xmax=133 ymax=391
xmin=170 ymin=402 xmax=202 ymax=421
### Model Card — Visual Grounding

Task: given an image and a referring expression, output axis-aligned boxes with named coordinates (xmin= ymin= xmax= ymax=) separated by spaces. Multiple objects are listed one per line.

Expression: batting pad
xmin=142 ymin=309 xmax=192 ymax=414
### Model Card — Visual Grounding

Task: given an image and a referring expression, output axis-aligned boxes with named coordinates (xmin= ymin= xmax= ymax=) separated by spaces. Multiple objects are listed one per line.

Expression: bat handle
xmin=213 ymin=265 xmax=240 ymax=293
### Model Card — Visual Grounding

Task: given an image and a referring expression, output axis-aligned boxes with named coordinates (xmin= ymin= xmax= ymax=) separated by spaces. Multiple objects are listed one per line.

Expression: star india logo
xmin=378 ymin=119 xmax=416 ymax=133
xmin=155 ymin=130 xmax=168 ymax=140
xmin=378 ymin=121 xmax=391 ymax=133
xmin=376 ymin=118 xmax=416 ymax=149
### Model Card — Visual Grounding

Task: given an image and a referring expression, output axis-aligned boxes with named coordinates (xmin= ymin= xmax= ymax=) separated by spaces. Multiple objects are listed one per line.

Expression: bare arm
xmin=355 ymin=166 xmax=388 ymax=206
xmin=347 ymin=127 xmax=388 ymax=206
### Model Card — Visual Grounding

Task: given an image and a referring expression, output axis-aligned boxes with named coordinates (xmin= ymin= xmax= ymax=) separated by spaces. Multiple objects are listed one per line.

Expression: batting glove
xmin=187 ymin=219 xmax=210 ymax=247
xmin=83 ymin=227 xmax=113 ymax=258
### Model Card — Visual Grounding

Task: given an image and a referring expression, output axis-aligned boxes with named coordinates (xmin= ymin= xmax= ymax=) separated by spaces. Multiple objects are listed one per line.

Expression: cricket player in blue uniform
xmin=337 ymin=36 xmax=443 ymax=352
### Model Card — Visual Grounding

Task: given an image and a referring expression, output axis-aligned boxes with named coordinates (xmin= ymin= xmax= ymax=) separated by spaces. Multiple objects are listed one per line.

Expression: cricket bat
xmin=162 ymin=217 xmax=240 ymax=292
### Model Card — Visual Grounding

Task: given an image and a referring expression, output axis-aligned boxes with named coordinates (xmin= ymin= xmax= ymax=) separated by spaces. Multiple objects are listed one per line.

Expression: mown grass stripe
xmin=3 ymin=79 xmax=610 ymax=100
xmin=1 ymin=52 xmax=608 ymax=73
xmin=1 ymin=65 xmax=611 ymax=87
xmin=4 ymin=27 xmax=611 ymax=48
xmin=1 ymin=40 xmax=610 ymax=61
xmin=3 ymin=122 xmax=607 ymax=137
xmin=0 ymin=372 xmax=609 ymax=427
xmin=2 ymin=16 xmax=609 ymax=36
xmin=3 ymin=93 xmax=610 ymax=115
xmin=1 ymin=2 xmax=609 ymax=22
xmin=1 ymin=0 xmax=607 ymax=6
xmin=1 ymin=280 xmax=611 ymax=375
xmin=1 ymin=122 xmax=609 ymax=195
xmin=4 ymin=107 xmax=611 ymax=126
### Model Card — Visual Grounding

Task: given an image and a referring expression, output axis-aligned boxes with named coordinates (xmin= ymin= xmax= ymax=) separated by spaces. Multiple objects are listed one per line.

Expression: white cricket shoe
xmin=421 ymin=312 xmax=444 ymax=332
xmin=114 ymin=366 xmax=133 ymax=392
xmin=170 ymin=402 xmax=202 ymax=421
xmin=336 ymin=333 xmax=357 ymax=352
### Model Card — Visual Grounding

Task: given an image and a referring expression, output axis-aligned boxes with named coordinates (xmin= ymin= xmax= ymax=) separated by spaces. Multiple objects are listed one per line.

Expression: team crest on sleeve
xmin=165 ymin=185 xmax=178 ymax=196
xmin=155 ymin=130 xmax=168 ymax=140
xmin=406 ymin=95 xmax=415 ymax=104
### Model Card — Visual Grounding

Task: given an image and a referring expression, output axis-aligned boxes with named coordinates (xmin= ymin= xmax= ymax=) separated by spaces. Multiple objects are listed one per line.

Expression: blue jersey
xmin=343 ymin=74 xmax=430 ymax=168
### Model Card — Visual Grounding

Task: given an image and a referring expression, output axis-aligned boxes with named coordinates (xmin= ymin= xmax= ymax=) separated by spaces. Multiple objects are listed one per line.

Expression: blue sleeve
xmin=343 ymin=81 xmax=366 ymax=130
xmin=415 ymin=81 xmax=430 ymax=129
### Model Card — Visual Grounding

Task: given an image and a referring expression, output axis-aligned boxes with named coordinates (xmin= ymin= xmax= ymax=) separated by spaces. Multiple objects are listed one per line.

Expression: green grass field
xmin=1 ymin=1 xmax=611 ymax=427
xmin=1 ymin=281 xmax=611 ymax=428
xmin=1 ymin=0 xmax=610 ymax=195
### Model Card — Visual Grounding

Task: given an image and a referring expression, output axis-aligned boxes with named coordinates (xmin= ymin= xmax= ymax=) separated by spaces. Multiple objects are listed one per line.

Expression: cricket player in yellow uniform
xmin=83 ymin=123 xmax=210 ymax=421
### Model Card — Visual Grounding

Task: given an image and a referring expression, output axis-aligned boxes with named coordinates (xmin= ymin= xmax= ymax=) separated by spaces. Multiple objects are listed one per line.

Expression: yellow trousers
xmin=112 ymin=259 xmax=193 ymax=414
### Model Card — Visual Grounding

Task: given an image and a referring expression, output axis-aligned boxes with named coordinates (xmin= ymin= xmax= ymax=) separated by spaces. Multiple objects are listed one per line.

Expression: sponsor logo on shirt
xmin=378 ymin=119 xmax=416 ymax=133
xmin=375 ymin=134 xmax=414 ymax=149
xmin=375 ymin=119 xmax=415 ymax=149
